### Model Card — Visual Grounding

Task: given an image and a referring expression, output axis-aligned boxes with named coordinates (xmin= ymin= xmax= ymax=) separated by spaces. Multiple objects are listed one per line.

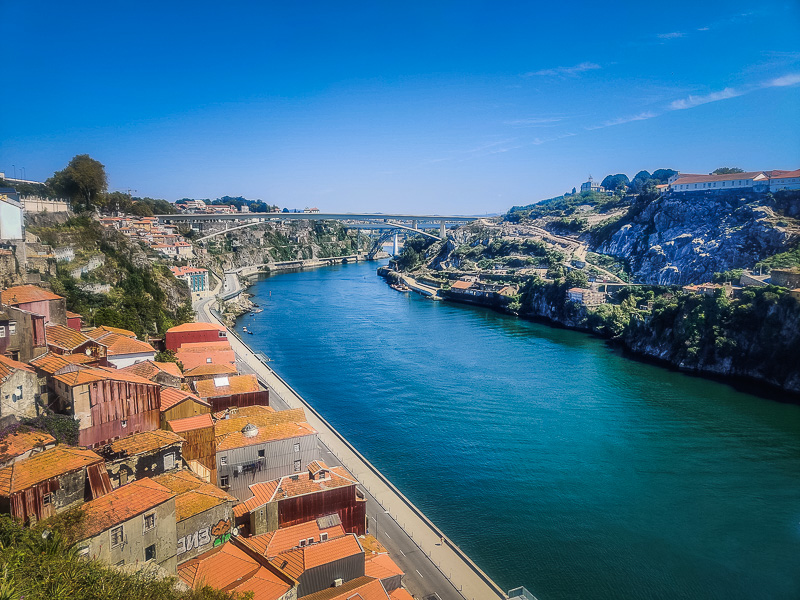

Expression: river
xmin=237 ymin=260 xmax=800 ymax=600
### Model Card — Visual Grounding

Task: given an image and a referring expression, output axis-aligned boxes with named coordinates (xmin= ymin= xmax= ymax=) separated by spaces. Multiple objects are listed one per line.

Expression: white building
xmin=668 ymin=171 xmax=769 ymax=192
xmin=580 ymin=177 xmax=604 ymax=193
xmin=0 ymin=190 xmax=24 ymax=241
xmin=769 ymin=169 xmax=800 ymax=191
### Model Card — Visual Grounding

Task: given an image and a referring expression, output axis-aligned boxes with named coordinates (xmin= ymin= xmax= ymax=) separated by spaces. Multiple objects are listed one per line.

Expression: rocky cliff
xmin=596 ymin=191 xmax=799 ymax=285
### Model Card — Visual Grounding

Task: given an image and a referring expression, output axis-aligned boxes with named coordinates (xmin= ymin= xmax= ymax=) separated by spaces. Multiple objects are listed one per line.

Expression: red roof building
xmin=166 ymin=322 xmax=228 ymax=352
xmin=0 ymin=285 xmax=67 ymax=326
xmin=193 ymin=373 xmax=269 ymax=412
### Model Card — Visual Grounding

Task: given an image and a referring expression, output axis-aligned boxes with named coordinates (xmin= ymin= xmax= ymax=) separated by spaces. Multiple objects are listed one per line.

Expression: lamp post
xmin=20 ymin=167 xmax=25 ymax=180
xmin=12 ymin=164 xmax=16 ymax=178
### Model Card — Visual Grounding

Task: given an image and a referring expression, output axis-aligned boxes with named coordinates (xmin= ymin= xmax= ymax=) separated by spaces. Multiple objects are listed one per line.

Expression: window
xmin=0 ymin=328 xmax=4 ymax=338
xmin=121 ymin=420 xmax=128 ymax=428
xmin=164 ymin=452 xmax=175 ymax=470
xmin=8 ymin=322 xmax=15 ymax=335
xmin=143 ymin=512 xmax=156 ymax=532
xmin=220 ymin=456 xmax=228 ymax=466
xmin=293 ymin=443 xmax=300 ymax=452
xmin=258 ymin=449 xmax=265 ymax=458
xmin=144 ymin=544 xmax=156 ymax=562
xmin=115 ymin=560 xmax=125 ymax=566
xmin=110 ymin=526 xmax=124 ymax=548
xmin=206 ymin=357 xmax=212 ymax=364
xmin=307 ymin=537 xmax=314 ymax=545
xmin=218 ymin=331 xmax=226 ymax=338
xmin=220 ymin=475 xmax=229 ymax=487
xmin=299 ymin=539 xmax=307 ymax=547
xmin=294 ymin=459 xmax=301 ymax=472
xmin=42 ymin=493 xmax=52 ymax=506
xmin=320 ymin=532 xmax=328 ymax=541
xmin=77 ymin=546 xmax=90 ymax=558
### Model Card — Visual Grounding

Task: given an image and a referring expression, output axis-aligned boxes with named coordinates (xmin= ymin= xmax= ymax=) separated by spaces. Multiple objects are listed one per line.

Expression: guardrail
xmin=215 ymin=311 xmax=508 ymax=600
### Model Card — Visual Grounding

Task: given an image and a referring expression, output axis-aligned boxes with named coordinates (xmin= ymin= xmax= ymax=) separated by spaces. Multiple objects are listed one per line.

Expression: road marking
xmin=416 ymin=570 xmax=424 ymax=578
xmin=383 ymin=532 xmax=391 ymax=539
xmin=399 ymin=549 xmax=405 ymax=556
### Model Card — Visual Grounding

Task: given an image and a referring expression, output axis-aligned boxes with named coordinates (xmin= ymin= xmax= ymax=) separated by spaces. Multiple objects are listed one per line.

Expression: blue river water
xmin=237 ymin=260 xmax=800 ymax=600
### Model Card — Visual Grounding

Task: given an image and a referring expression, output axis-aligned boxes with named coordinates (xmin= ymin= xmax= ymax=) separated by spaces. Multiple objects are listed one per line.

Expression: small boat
xmin=252 ymin=308 xmax=263 ymax=313
xmin=390 ymin=282 xmax=410 ymax=292
xmin=242 ymin=326 xmax=249 ymax=333
xmin=246 ymin=330 xmax=254 ymax=335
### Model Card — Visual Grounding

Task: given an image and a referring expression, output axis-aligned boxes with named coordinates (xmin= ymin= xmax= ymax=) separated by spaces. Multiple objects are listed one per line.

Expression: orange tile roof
xmin=168 ymin=413 xmax=215 ymax=433
xmin=85 ymin=325 xmax=137 ymax=339
xmin=167 ymin=322 xmax=227 ymax=333
xmin=46 ymin=323 xmax=91 ymax=351
xmin=237 ymin=520 xmax=347 ymax=557
xmin=53 ymin=365 xmax=157 ymax=388
xmin=770 ymin=168 xmax=800 ymax=179
xmin=235 ymin=465 xmax=357 ymax=514
xmin=302 ymin=577 xmax=388 ymax=600
xmin=0 ymin=354 xmax=34 ymax=383
xmin=1 ymin=285 xmax=63 ymax=305
xmin=214 ymin=407 xmax=305 ymax=437
xmin=227 ymin=566 xmax=294 ymax=600
xmin=0 ymin=446 xmax=102 ymax=495
xmin=152 ymin=470 xmax=235 ymax=522
xmin=0 ymin=429 xmax=56 ymax=464
xmin=160 ymin=387 xmax=210 ymax=412
xmin=28 ymin=352 xmax=94 ymax=374
xmin=179 ymin=543 xmax=263 ymax=590
xmin=177 ymin=348 xmax=237 ymax=371
xmin=76 ymin=478 xmax=175 ymax=540
xmin=107 ymin=429 xmax=184 ymax=457
xmin=178 ymin=340 xmax=233 ymax=353
xmin=268 ymin=535 xmax=365 ymax=581
xmin=194 ymin=374 xmax=260 ymax=399
xmin=95 ymin=332 xmax=156 ymax=356
xmin=365 ymin=553 xmax=404 ymax=581
xmin=451 ymin=280 xmax=473 ymax=290
xmin=65 ymin=310 xmax=82 ymax=319
xmin=389 ymin=588 xmax=414 ymax=600
xmin=184 ymin=363 xmax=238 ymax=378
xmin=215 ymin=408 xmax=316 ymax=452
xmin=118 ymin=360 xmax=182 ymax=381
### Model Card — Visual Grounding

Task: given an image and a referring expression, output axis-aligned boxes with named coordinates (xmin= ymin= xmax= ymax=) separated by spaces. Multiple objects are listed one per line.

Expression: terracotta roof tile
xmin=214 ymin=409 xmax=316 ymax=452
xmin=194 ymin=374 xmax=260 ymax=399
xmin=85 ymin=325 xmax=137 ymax=339
xmin=65 ymin=310 xmax=82 ymax=319
xmin=177 ymin=347 xmax=237 ymax=371
xmin=238 ymin=520 xmax=347 ymax=557
xmin=389 ymin=588 xmax=414 ymax=600
xmin=107 ymin=429 xmax=184 ymax=457
xmin=167 ymin=322 xmax=227 ymax=333
xmin=178 ymin=341 xmax=233 ymax=353
xmin=28 ymin=352 xmax=94 ymax=374
xmin=168 ymin=413 xmax=215 ymax=433
xmin=365 ymin=553 xmax=404 ymax=580
xmin=227 ymin=566 xmax=294 ymax=600
xmin=155 ymin=361 xmax=184 ymax=377
xmin=46 ymin=323 xmax=91 ymax=351
xmin=1 ymin=285 xmax=63 ymax=305
xmin=95 ymin=332 xmax=155 ymax=356
xmin=153 ymin=470 xmax=235 ymax=522
xmin=671 ymin=171 xmax=766 ymax=185
xmin=184 ymin=363 xmax=238 ymax=378
xmin=160 ymin=387 xmax=210 ymax=412
xmin=118 ymin=360 xmax=182 ymax=381
xmin=53 ymin=365 xmax=157 ymax=388
xmin=298 ymin=576 xmax=387 ymax=600
xmin=451 ymin=280 xmax=473 ymax=290
xmin=0 ymin=355 xmax=34 ymax=383
xmin=0 ymin=446 xmax=102 ymax=495
xmin=178 ymin=543 xmax=262 ymax=590
xmin=76 ymin=478 xmax=175 ymax=540
xmin=0 ymin=429 xmax=56 ymax=465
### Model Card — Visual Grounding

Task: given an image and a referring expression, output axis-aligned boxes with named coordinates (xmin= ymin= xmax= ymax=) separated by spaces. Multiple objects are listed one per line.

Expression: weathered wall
xmin=176 ymin=501 xmax=234 ymax=563
xmin=106 ymin=443 xmax=183 ymax=488
xmin=0 ymin=365 xmax=39 ymax=420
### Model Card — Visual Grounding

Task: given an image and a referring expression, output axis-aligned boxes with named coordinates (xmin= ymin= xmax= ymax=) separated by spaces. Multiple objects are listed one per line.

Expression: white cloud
xmin=766 ymin=73 xmax=800 ymax=87
xmin=525 ymin=62 xmax=600 ymax=77
xmin=669 ymin=87 xmax=744 ymax=110
xmin=585 ymin=112 xmax=658 ymax=130
xmin=503 ymin=117 xmax=564 ymax=126
xmin=658 ymin=32 xmax=685 ymax=39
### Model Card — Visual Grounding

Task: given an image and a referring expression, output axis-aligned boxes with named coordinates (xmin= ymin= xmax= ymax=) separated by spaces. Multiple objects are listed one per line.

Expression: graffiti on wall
xmin=177 ymin=519 xmax=232 ymax=555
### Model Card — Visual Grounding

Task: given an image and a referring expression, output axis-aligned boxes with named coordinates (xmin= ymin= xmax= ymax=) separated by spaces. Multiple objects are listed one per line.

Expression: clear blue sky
xmin=2 ymin=1 xmax=799 ymax=214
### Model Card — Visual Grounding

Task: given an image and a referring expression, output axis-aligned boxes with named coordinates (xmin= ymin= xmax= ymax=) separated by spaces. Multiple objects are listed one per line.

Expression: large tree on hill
xmin=631 ymin=170 xmax=652 ymax=193
xmin=47 ymin=154 xmax=108 ymax=210
xmin=600 ymin=173 xmax=630 ymax=191
xmin=651 ymin=169 xmax=677 ymax=183
xmin=712 ymin=167 xmax=745 ymax=174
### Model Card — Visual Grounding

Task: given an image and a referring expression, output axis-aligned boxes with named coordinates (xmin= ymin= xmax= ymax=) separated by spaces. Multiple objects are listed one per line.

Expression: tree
xmin=47 ymin=155 xmax=108 ymax=210
xmin=631 ymin=170 xmax=652 ymax=193
xmin=600 ymin=174 xmax=630 ymax=191
xmin=712 ymin=167 xmax=745 ymax=174
xmin=565 ymin=269 xmax=589 ymax=289
xmin=651 ymin=169 xmax=677 ymax=183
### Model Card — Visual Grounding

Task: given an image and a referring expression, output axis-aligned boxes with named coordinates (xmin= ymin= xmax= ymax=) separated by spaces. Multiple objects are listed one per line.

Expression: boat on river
xmin=390 ymin=282 xmax=410 ymax=292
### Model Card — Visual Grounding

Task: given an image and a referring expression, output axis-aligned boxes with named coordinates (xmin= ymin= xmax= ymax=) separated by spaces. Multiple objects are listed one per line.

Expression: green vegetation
xmin=19 ymin=415 xmax=81 ymax=446
xmin=712 ymin=167 xmax=745 ymax=174
xmin=756 ymin=246 xmax=800 ymax=271
xmin=46 ymin=155 xmax=108 ymax=212
xmin=30 ymin=216 xmax=193 ymax=338
xmin=394 ymin=236 xmax=437 ymax=270
xmin=507 ymin=190 xmax=629 ymax=221
xmin=585 ymin=252 xmax=630 ymax=281
xmin=0 ymin=514 xmax=236 ymax=600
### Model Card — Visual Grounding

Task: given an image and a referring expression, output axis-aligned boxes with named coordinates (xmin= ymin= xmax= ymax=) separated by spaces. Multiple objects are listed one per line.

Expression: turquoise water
xmin=239 ymin=261 xmax=800 ymax=600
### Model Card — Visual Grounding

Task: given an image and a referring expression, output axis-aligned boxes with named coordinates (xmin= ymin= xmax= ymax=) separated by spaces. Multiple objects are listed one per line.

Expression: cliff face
xmin=596 ymin=192 xmax=798 ymax=285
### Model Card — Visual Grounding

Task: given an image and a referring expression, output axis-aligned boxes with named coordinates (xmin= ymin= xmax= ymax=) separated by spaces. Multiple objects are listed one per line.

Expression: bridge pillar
xmin=392 ymin=233 xmax=399 ymax=256
xmin=440 ymin=220 xmax=446 ymax=238
xmin=412 ymin=219 xmax=418 ymax=230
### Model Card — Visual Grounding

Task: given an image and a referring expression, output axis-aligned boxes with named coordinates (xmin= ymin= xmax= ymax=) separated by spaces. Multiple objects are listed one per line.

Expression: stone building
xmin=101 ymin=429 xmax=184 ymax=488
xmin=0 ymin=355 xmax=40 ymax=420
xmin=73 ymin=478 xmax=178 ymax=573
xmin=0 ymin=428 xmax=55 ymax=468
xmin=0 ymin=445 xmax=112 ymax=524
xmin=153 ymin=469 xmax=236 ymax=564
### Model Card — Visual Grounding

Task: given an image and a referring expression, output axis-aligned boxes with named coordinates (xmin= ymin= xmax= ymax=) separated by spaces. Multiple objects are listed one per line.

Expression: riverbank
xmin=193 ymin=289 xmax=510 ymax=600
